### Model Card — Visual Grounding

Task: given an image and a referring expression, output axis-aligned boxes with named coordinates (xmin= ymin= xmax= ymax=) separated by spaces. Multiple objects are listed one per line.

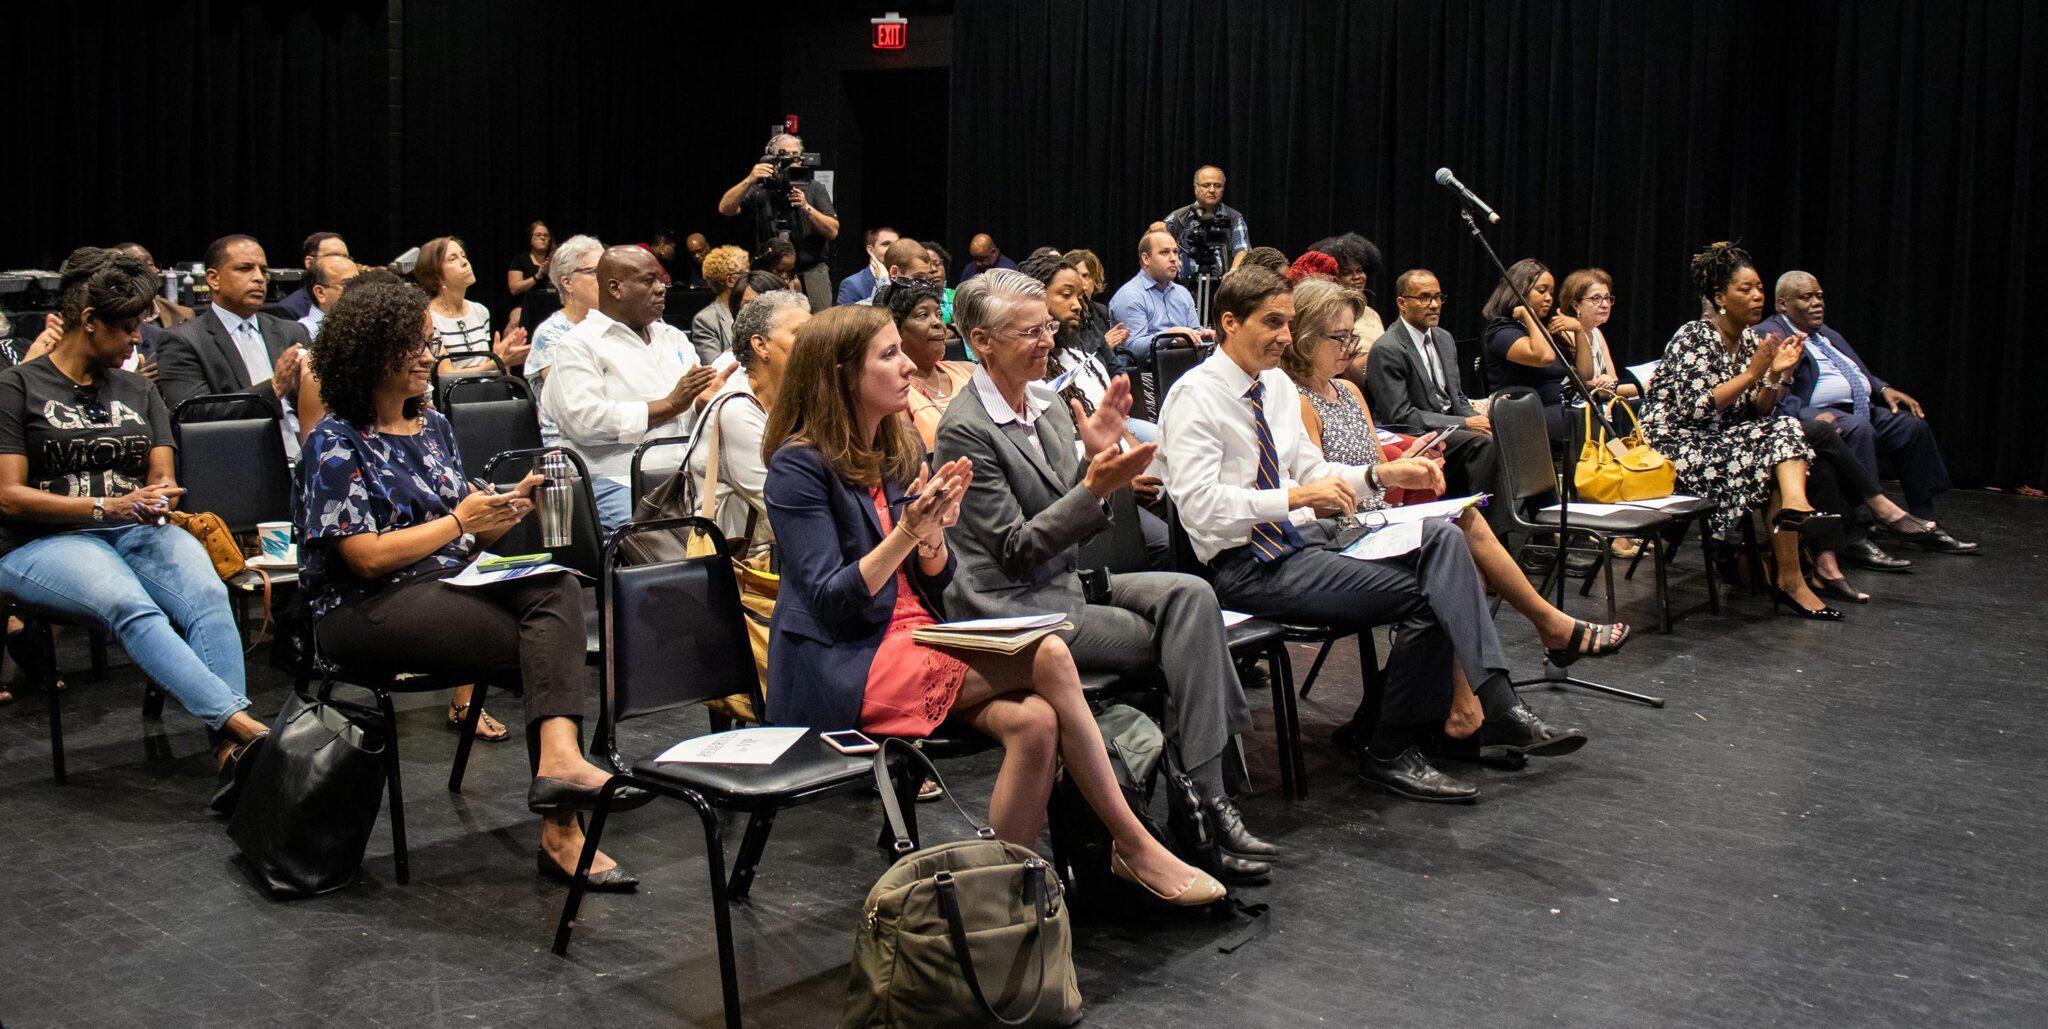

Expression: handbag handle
xmin=870 ymin=738 xmax=995 ymax=855
xmin=1603 ymin=394 xmax=1646 ymax=437
xmin=935 ymin=859 xmax=1054 ymax=1027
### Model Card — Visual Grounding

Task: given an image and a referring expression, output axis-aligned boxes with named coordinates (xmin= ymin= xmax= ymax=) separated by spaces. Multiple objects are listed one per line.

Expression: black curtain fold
xmin=952 ymin=0 xmax=2047 ymax=486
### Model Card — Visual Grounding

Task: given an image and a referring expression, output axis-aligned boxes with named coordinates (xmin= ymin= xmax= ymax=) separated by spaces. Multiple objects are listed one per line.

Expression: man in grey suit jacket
xmin=936 ymin=270 xmax=1275 ymax=878
xmin=158 ymin=235 xmax=307 ymax=442
xmin=1366 ymin=269 xmax=1503 ymax=526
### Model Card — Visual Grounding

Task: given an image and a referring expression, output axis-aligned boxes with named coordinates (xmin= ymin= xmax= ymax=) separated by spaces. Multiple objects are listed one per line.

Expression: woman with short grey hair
xmin=524 ymin=235 xmax=604 ymax=445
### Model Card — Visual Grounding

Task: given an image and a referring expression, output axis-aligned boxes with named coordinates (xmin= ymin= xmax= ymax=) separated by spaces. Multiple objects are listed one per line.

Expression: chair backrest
xmin=430 ymin=353 xmax=510 ymax=407
xmin=1076 ymin=488 xmax=1153 ymax=576
xmin=1159 ymin=499 xmax=1215 ymax=582
xmin=482 ymin=447 xmax=604 ymax=578
xmin=171 ymin=394 xmax=291 ymax=533
xmin=596 ymin=517 xmax=760 ymax=767
xmin=1487 ymin=388 xmax=1560 ymax=510
xmin=443 ymin=378 xmax=543 ymax=480
xmin=1144 ymin=338 xmax=1207 ymax=420
xmin=630 ymin=434 xmax=693 ymax=508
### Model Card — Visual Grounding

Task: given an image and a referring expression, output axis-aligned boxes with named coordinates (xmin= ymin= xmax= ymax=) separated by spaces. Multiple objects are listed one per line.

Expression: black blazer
xmin=1367 ymin=321 xmax=1477 ymax=432
xmin=158 ymin=306 xmax=308 ymax=418
xmin=763 ymin=443 xmax=955 ymax=731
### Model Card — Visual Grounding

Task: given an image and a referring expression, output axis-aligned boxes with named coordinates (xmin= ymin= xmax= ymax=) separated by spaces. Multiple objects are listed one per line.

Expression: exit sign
xmin=871 ymin=11 xmax=907 ymax=49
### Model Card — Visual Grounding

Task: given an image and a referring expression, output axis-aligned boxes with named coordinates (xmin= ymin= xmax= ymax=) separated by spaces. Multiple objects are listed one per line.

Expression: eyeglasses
xmin=1325 ymin=331 xmax=1361 ymax=351
xmin=568 ymin=265 xmax=599 ymax=280
xmin=72 ymin=385 xmax=109 ymax=424
xmin=1581 ymin=294 xmax=1616 ymax=305
xmin=998 ymin=320 xmax=1060 ymax=341
xmin=1399 ymin=293 xmax=1448 ymax=306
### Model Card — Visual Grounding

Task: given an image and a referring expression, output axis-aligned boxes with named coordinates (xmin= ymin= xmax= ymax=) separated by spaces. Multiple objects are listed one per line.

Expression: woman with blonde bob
xmin=762 ymin=305 xmax=1222 ymax=905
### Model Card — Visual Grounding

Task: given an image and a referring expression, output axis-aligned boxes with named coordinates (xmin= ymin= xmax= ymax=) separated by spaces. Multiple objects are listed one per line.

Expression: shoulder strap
xmin=935 ymin=861 xmax=1054 ymax=1027
xmin=871 ymin=740 xmax=993 ymax=855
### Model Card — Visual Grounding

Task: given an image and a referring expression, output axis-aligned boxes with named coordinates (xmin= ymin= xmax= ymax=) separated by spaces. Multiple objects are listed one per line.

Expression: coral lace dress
xmin=856 ymin=488 xmax=970 ymax=736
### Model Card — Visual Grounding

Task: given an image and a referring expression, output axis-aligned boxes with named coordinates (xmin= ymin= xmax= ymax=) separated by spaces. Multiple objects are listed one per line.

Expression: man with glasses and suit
xmin=1366 ymin=269 xmax=1504 ymax=528
xmin=158 ymin=234 xmax=307 ymax=451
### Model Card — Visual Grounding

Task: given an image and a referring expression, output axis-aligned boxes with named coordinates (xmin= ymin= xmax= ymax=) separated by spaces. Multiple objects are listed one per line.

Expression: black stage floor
xmin=1 ymin=490 xmax=2041 ymax=1028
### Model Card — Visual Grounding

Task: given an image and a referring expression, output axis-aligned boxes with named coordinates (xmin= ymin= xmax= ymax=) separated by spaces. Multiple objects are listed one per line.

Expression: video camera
xmin=763 ymin=149 xmax=823 ymax=191
xmin=1182 ymin=209 xmax=1233 ymax=279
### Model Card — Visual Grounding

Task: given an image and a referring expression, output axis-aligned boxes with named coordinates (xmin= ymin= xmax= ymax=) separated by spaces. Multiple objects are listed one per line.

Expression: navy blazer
xmin=1760 ymin=313 xmax=1890 ymax=420
xmin=763 ymin=443 xmax=955 ymax=731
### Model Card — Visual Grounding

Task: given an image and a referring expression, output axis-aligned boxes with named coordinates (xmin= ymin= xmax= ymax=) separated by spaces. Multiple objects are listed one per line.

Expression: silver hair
xmin=549 ymin=234 xmax=604 ymax=292
xmin=953 ymin=268 xmax=1045 ymax=360
xmin=731 ymin=290 xmax=811 ymax=371
xmin=1774 ymin=269 xmax=1818 ymax=300
xmin=767 ymin=132 xmax=802 ymax=152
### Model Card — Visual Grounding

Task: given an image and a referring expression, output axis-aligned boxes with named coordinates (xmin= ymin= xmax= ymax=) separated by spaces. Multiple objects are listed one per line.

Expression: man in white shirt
xmin=542 ymin=246 xmax=727 ymax=530
xmin=1157 ymin=266 xmax=1585 ymax=804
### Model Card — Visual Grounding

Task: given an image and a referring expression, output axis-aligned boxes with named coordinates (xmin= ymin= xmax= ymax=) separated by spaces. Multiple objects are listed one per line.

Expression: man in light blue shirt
xmin=294 ymin=253 xmax=357 ymax=341
xmin=1108 ymin=229 xmax=1212 ymax=361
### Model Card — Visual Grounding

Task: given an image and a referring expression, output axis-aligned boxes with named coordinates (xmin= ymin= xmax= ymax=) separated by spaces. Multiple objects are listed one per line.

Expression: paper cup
xmin=257 ymin=521 xmax=295 ymax=563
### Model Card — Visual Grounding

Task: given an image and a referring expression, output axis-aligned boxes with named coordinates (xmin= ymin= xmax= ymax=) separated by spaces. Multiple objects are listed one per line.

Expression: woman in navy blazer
xmin=763 ymin=305 xmax=1222 ymax=905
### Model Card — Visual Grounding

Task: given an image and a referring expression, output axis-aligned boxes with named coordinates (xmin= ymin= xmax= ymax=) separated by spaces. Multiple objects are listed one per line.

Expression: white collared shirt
xmin=1400 ymin=316 xmax=1447 ymax=393
xmin=212 ymin=305 xmax=273 ymax=387
xmin=970 ymin=365 xmax=1052 ymax=461
xmin=540 ymin=309 xmax=701 ymax=483
xmin=297 ymin=304 xmax=324 ymax=340
xmin=685 ymin=368 xmax=774 ymax=552
xmin=1155 ymin=348 xmax=1379 ymax=563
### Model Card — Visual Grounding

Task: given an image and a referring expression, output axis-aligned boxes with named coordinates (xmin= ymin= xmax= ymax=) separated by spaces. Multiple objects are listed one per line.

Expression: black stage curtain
xmin=952 ymin=0 xmax=2048 ymax=487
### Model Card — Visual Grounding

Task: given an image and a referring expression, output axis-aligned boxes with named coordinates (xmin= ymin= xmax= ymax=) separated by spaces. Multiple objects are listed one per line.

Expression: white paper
xmin=1627 ymin=360 xmax=1659 ymax=389
xmin=444 ymin=553 xmax=580 ymax=588
xmin=1538 ymin=501 xmax=1637 ymax=517
xmin=1619 ymin=493 xmax=1704 ymax=511
xmin=655 ymin=726 xmax=808 ymax=765
xmin=1377 ymin=494 xmax=1488 ymax=525
xmin=1221 ymin=609 xmax=1254 ymax=628
xmin=923 ymin=613 xmax=1067 ymax=632
xmin=1340 ymin=518 xmax=1426 ymax=560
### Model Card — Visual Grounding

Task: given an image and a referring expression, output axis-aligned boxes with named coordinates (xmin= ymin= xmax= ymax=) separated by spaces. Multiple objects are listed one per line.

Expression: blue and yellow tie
xmin=1246 ymin=380 xmax=1304 ymax=562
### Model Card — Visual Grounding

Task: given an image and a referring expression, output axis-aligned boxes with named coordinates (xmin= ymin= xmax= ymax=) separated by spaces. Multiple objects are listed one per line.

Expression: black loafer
xmin=1842 ymin=538 xmax=1913 ymax=572
xmin=1422 ymin=731 xmax=1529 ymax=770
xmin=1479 ymin=705 xmax=1588 ymax=758
xmin=527 ymin=775 xmax=656 ymax=815
xmin=1357 ymin=747 xmax=1478 ymax=803
xmin=1204 ymin=795 xmax=1280 ymax=860
xmin=536 ymin=849 xmax=638 ymax=892
xmin=1209 ymin=850 xmax=1271 ymax=885
xmin=1913 ymin=527 xmax=1980 ymax=554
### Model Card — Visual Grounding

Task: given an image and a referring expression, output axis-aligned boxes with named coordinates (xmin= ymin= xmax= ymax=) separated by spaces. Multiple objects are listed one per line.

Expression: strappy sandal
xmin=1546 ymin=620 xmax=1632 ymax=669
xmin=1809 ymin=574 xmax=1870 ymax=604
xmin=1876 ymin=512 xmax=1936 ymax=540
xmin=447 ymin=701 xmax=509 ymax=742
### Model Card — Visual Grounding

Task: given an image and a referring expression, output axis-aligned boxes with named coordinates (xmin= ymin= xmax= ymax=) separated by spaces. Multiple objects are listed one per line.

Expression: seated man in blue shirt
xmin=835 ymin=225 xmax=897 ymax=306
xmin=1766 ymin=270 xmax=1977 ymax=557
xmin=1108 ymin=229 xmax=1213 ymax=362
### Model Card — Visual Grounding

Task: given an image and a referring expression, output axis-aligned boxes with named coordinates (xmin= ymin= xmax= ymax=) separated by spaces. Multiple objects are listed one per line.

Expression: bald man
xmin=1163 ymin=165 xmax=1250 ymax=283
xmin=1109 ymin=229 xmax=1211 ymax=360
xmin=957 ymin=232 xmax=1017 ymax=283
xmin=541 ymin=247 xmax=728 ymax=529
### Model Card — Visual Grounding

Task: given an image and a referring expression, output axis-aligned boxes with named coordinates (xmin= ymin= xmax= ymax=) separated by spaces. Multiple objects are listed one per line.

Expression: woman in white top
xmin=1557 ymin=268 xmax=1637 ymax=400
xmin=415 ymin=235 xmax=528 ymax=375
xmin=524 ymin=235 xmax=605 ymax=446
xmin=687 ymin=290 xmax=811 ymax=554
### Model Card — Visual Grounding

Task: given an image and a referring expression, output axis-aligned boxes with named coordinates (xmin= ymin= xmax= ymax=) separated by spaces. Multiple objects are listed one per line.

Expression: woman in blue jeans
xmin=0 ymin=248 xmax=266 ymax=801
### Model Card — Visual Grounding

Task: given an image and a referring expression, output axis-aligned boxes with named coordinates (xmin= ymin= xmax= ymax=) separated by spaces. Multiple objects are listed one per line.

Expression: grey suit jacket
xmin=934 ymin=378 xmax=1109 ymax=624
xmin=158 ymin=306 xmax=307 ymax=418
xmin=1367 ymin=321 xmax=1475 ymax=432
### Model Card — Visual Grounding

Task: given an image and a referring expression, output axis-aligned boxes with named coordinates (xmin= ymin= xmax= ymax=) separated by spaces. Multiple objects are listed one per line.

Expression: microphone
xmin=1435 ymin=168 xmax=1500 ymax=224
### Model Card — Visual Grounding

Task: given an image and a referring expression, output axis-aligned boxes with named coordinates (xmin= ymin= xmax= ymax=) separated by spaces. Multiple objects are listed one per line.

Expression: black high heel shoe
xmin=1771 ymin=508 xmax=1845 ymax=548
xmin=1545 ymin=620 xmax=1632 ymax=668
xmin=1769 ymin=585 xmax=1843 ymax=621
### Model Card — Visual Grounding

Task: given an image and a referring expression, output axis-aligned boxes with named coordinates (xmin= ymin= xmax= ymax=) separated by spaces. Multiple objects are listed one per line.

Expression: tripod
xmin=1455 ymin=206 xmax=1663 ymax=708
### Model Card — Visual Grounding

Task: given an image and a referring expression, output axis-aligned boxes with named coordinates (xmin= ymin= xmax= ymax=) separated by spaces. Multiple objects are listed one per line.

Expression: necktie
xmin=1246 ymin=380 xmax=1304 ymax=562
xmin=235 ymin=321 xmax=270 ymax=385
xmin=1808 ymin=333 xmax=1869 ymax=418
xmin=1416 ymin=327 xmax=1445 ymax=395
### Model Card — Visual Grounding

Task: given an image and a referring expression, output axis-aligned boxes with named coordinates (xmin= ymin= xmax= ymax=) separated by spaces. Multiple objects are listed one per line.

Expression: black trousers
xmin=1802 ymin=418 xmax=1884 ymax=543
xmin=316 ymin=572 xmax=589 ymax=759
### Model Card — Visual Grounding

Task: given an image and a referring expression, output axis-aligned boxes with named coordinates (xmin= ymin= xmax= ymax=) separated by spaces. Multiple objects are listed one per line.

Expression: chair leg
xmin=1654 ymin=533 xmax=1672 ymax=633
xmin=1295 ymin=638 xmax=1336 ymax=699
xmin=1700 ymin=521 xmax=1722 ymax=614
xmin=375 ymin=689 xmax=410 ymax=885
xmin=1602 ymin=536 xmax=1619 ymax=624
xmin=41 ymin=622 xmax=63 ymax=785
xmin=1266 ymin=643 xmax=1295 ymax=802
xmin=88 ymin=627 xmax=108 ymax=679
xmin=449 ymin=681 xmax=486 ymax=794
xmin=142 ymin=682 xmax=165 ymax=722
xmin=690 ymin=794 xmax=745 ymax=1029
xmin=554 ymin=777 xmax=625 ymax=955
xmin=727 ymin=808 xmax=777 ymax=900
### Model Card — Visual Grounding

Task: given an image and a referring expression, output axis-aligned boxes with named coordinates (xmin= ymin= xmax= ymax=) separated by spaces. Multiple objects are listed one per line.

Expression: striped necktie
xmin=1246 ymin=380 xmax=1304 ymax=562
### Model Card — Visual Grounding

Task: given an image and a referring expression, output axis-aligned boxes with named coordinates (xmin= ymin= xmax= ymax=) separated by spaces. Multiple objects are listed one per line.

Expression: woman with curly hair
xmin=0 ymin=248 xmax=267 ymax=801
xmin=296 ymin=280 xmax=651 ymax=890
xmin=688 ymin=244 xmax=751 ymax=363
xmin=1639 ymin=243 xmax=1841 ymax=619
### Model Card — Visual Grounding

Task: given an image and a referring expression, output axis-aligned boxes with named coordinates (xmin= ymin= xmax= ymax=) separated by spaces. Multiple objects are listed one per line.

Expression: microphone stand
xmin=1455 ymin=205 xmax=1663 ymax=709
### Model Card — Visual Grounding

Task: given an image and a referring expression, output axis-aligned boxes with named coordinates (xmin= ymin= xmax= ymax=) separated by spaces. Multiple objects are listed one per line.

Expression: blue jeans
xmin=0 ymin=524 xmax=249 ymax=729
xmin=593 ymin=476 xmax=632 ymax=534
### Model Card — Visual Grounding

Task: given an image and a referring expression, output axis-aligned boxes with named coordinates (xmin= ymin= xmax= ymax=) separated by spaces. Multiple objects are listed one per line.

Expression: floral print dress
xmin=1639 ymin=319 xmax=1813 ymax=537
xmin=295 ymin=411 xmax=476 ymax=620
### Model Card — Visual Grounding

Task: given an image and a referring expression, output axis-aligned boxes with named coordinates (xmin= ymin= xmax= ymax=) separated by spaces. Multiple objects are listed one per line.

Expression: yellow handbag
xmin=1575 ymin=398 xmax=1675 ymax=503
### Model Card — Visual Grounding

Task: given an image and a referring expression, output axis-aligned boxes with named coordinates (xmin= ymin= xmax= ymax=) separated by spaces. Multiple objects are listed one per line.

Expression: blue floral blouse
xmin=295 ymin=411 xmax=475 ymax=619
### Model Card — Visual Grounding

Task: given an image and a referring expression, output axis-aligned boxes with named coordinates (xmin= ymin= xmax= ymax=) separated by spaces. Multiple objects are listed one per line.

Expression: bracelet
xmin=451 ymin=511 xmax=467 ymax=536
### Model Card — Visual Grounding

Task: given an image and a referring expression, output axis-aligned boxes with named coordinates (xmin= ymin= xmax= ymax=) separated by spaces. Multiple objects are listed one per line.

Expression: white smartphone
xmin=1406 ymin=427 xmax=1452 ymax=453
xmin=822 ymin=729 xmax=880 ymax=755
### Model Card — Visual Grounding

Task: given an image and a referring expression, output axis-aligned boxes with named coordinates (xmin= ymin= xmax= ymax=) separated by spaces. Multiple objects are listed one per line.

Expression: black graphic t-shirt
xmin=0 ymin=359 xmax=174 ymax=555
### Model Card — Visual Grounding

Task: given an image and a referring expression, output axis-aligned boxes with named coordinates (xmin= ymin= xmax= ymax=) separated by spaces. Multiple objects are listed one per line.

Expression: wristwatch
xmin=91 ymin=496 xmax=106 ymax=521
xmin=1366 ymin=465 xmax=1384 ymax=492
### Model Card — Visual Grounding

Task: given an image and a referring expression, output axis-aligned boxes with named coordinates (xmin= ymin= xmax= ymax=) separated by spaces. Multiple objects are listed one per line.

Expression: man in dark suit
xmin=270 ymin=232 xmax=349 ymax=321
xmin=935 ymin=269 xmax=1276 ymax=878
xmin=1367 ymin=269 xmax=1504 ymax=527
xmin=159 ymin=235 xmax=308 ymax=443
xmin=1766 ymin=270 xmax=1976 ymax=556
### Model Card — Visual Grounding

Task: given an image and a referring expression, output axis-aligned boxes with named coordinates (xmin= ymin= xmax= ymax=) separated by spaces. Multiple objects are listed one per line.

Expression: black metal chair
xmin=429 ymin=353 xmax=511 ymax=408
xmin=552 ymin=518 xmax=880 ymax=1029
xmin=1489 ymin=389 xmax=1684 ymax=629
xmin=1139 ymin=331 xmax=1206 ymax=420
xmin=172 ymin=394 xmax=293 ymax=533
xmin=629 ymin=433 xmax=693 ymax=508
xmin=1 ymin=595 xmax=118 ymax=784
xmin=443 ymin=376 xmax=543 ymax=481
xmin=481 ymin=448 xmax=605 ymax=580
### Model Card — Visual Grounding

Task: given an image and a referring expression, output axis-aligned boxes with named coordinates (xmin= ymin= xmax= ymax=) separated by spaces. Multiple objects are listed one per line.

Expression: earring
xmin=1716 ymin=305 xmax=1726 ymax=316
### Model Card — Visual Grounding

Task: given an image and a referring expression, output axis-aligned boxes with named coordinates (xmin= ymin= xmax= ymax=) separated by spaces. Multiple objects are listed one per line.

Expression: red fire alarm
xmin=784 ymin=114 xmax=800 ymax=135
xmin=871 ymin=11 xmax=908 ymax=49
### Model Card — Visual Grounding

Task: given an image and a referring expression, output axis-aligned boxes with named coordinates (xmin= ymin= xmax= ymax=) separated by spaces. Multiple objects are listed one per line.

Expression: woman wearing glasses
xmin=0 ymin=248 xmax=268 ymax=799
xmin=1556 ymin=269 xmax=1638 ymax=403
xmin=1286 ymin=277 xmax=1631 ymax=689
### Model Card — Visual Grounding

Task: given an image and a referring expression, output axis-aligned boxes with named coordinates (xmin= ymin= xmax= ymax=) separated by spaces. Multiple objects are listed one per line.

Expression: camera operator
xmin=718 ymin=132 xmax=840 ymax=312
xmin=1163 ymin=165 xmax=1249 ymax=285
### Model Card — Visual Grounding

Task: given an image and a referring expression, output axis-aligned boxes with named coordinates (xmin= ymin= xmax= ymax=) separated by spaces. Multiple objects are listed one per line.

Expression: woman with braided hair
xmin=1639 ymin=243 xmax=1842 ymax=619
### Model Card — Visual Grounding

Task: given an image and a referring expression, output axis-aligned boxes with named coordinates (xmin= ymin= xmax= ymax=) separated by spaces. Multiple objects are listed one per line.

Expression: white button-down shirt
xmin=296 ymin=304 xmax=324 ymax=340
xmin=686 ymin=368 xmax=773 ymax=552
xmin=540 ymin=310 xmax=701 ymax=483
xmin=212 ymin=306 xmax=273 ymax=387
xmin=970 ymin=365 xmax=1053 ymax=462
xmin=1156 ymin=349 xmax=1379 ymax=563
xmin=1400 ymin=316 xmax=1447 ymax=394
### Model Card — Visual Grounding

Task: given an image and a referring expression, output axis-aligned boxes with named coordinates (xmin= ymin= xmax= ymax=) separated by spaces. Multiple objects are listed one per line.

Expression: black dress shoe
xmin=1421 ymin=731 xmax=1528 ymax=770
xmin=1913 ymin=527 xmax=1980 ymax=554
xmin=1204 ymin=795 xmax=1280 ymax=860
xmin=527 ymin=775 xmax=656 ymax=815
xmin=1477 ymin=705 xmax=1588 ymax=759
xmin=1210 ymin=850 xmax=1271 ymax=885
xmin=1235 ymin=659 xmax=1271 ymax=693
xmin=536 ymin=849 xmax=639 ymax=892
xmin=1842 ymin=538 xmax=1913 ymax=573
xmin=1357 ymin=747 xmax=1478 ymax=803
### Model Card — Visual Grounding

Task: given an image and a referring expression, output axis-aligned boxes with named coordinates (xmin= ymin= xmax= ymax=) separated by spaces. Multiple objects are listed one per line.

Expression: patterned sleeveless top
xmin=1296 ymin=380 xmax=1381 ymax=471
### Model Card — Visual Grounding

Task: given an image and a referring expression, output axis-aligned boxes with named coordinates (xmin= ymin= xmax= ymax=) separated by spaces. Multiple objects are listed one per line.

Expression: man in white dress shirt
xmin=1156 ymin=266 xmax=1585 ymax=804
xmin=295 ymin=253 xmax=359 ymax=341
xmin=542 ymin=246 xmax=727 ymax=530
